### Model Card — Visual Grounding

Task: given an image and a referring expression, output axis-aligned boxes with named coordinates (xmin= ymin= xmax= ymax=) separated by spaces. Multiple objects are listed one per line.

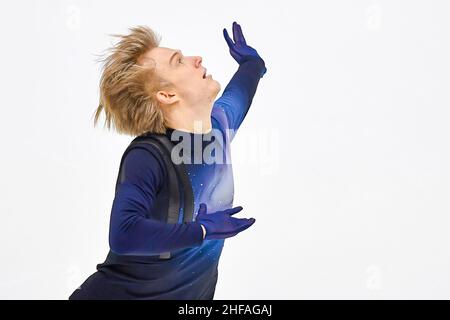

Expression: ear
xmin=156 ymin=90 xmax=179 ymax=106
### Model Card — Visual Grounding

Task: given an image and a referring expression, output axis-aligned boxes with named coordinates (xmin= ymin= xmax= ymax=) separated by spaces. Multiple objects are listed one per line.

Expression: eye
xmin=178 ymin=58 xmax=183 ymax=64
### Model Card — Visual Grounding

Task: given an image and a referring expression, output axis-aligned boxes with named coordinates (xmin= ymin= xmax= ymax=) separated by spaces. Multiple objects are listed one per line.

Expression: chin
xmin=205 ymin=83 xmax=221 ymax=103
xmin=210 ymin=79 xmax=221 ymax=95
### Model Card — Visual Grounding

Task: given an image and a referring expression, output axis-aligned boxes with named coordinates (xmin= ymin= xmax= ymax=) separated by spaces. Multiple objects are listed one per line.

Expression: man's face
xmin=139 ymin=46 xmax=221 ymax=108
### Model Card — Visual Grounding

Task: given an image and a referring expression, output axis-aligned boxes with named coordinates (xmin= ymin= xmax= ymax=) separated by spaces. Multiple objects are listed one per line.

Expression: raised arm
xmin=213 ymin=22 xmax=267 ymax=137
xmin=109 ymin=146 xmax=204 ymax=256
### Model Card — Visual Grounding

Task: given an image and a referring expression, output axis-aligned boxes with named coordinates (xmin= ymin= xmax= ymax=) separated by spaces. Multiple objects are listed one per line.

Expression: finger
xmin=225 ymin=206 xmax=243 ymax=216
xmin=198 ymin=203 xmax=207 ymax=215
xmin=231 ymin=217 xmax=255 ymax=224
xmin=233 ymin=218 xmax=256 ymax=233
xmin=235 ymin=23 xmax=247 ymax=45
xmin=223 ymin=28 xmax=235 ymax=49
xmin=232 ymin=21 xmax=240 ymax=44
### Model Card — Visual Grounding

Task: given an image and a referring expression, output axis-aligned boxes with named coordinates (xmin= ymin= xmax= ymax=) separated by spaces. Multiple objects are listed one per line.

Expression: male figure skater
xmin=69 ymin=21 xmax=267 ymax=300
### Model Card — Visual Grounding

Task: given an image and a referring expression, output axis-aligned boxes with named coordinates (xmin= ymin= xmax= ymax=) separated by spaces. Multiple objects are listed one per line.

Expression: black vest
xmin=108 ymin=131 xmax=194 ymax=261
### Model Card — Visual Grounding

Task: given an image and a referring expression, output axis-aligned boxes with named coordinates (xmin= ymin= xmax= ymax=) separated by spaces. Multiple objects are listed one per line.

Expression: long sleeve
xmin=213 ymin=55 xmax=266 ymax=138
xmin=108 ymin=147 xmax=204 ymax=256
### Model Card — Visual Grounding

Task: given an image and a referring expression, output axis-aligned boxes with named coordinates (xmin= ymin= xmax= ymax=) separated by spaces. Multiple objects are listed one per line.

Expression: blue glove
xmin=196 ymin=203 xmax=256 ymax=240
xmin=223 ymin=21 xmax=267 ymax=78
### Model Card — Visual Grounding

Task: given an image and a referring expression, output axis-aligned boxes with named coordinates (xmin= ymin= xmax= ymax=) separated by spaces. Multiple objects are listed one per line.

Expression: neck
xmin=165 ymin=100 xmax=214 ymax=134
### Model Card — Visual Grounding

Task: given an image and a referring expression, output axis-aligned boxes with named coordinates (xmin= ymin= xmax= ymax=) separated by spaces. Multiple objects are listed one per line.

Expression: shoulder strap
xmin=148 ymin=134 xmax=194 ymax=223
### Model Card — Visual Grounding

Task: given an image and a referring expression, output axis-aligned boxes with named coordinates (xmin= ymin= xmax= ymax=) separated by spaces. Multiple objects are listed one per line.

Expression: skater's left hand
xmin=223 ymin=21 xmax=267 ymax=77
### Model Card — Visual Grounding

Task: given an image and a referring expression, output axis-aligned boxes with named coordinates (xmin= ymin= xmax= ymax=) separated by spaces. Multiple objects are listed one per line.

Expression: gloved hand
xmin=196 ymin=203 xmax=256 ymax=240
xmin=223 ymin=21 xmax=267 ymax=78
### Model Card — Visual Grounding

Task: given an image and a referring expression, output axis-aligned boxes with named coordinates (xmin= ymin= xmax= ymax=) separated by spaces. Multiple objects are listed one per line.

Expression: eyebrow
xmin=169 ymin=50 xmax=182 ymax=65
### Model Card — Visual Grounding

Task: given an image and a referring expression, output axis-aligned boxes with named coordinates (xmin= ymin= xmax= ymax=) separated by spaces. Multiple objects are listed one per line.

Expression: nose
xmin=195 ymin=56 xmax=202 ymax=68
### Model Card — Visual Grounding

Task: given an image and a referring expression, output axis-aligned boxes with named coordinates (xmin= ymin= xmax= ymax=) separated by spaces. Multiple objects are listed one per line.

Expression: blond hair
xmin=93 ymin=26 xmax=169 ymax=136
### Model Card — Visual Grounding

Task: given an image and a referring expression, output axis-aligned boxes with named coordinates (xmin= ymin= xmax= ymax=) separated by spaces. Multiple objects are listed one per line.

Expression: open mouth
xmin=202 ymin=68 xmax=209 ymax=79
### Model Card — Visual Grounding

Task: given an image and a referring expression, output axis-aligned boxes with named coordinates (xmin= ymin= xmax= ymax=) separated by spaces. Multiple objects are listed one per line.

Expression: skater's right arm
xmin=109 ymin=147 xmax=204 ymax=256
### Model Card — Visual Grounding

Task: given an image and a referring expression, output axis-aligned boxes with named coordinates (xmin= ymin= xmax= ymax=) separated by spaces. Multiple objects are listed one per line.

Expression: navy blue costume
xmin=69 ymin=55 xmax=266 ymax=300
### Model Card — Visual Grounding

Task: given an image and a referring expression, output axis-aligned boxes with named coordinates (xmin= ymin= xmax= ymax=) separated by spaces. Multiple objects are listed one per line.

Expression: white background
xmin=1 ymin=0 xmax=449 ymax=299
